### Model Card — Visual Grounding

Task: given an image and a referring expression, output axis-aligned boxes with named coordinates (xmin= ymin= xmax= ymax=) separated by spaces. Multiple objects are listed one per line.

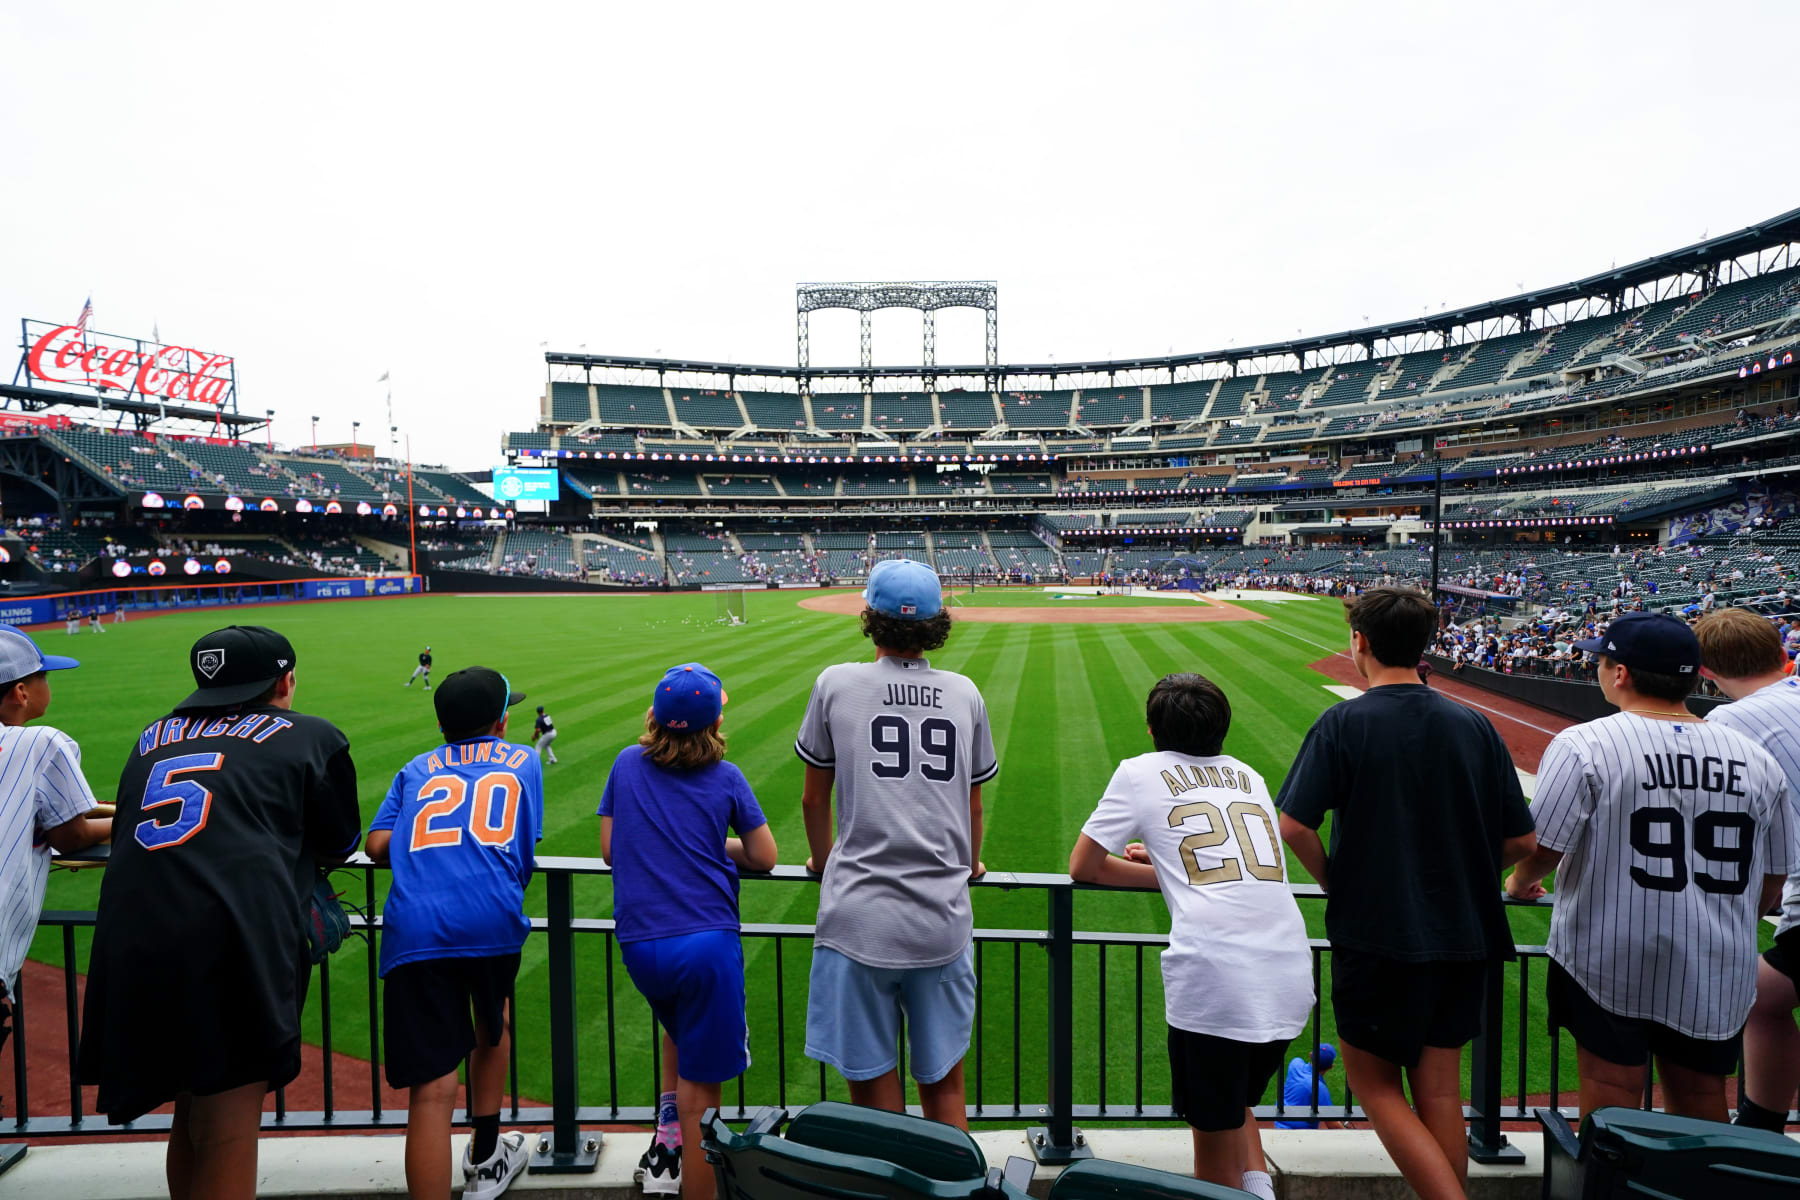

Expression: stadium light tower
xmin=310 ymin=415 xmax=319 ymax=448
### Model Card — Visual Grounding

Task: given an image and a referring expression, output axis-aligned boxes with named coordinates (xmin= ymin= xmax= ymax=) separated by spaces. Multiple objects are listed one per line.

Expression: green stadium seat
xmin=784 ymin=1101 xmax=988 ymax=1181
xmin=1536 ymin=1106 xmax=1800 ymax=1200
xmin=1048 ymin=1158 xmax=1258 ymax=1200
xmin=701 ymin=1107 xmax=995 ymax=1200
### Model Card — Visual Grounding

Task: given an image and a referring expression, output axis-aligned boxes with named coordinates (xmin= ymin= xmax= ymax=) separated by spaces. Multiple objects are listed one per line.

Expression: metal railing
xmin=7 ymin=857 xmax=1744 ymax=1171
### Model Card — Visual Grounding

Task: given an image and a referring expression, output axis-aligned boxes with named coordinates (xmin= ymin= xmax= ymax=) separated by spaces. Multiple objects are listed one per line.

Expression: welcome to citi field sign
xmin=18 ymin=318 xmax=235 ymax=406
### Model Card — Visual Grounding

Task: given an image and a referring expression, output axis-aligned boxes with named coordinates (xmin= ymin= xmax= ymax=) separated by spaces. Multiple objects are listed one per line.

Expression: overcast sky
xmin=3 ymin=1 xmax=1796 ymax=466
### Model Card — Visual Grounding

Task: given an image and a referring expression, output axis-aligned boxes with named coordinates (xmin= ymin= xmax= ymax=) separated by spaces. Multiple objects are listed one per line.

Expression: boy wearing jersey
xmin=1695 ymin=610 xmax=1800 ymax=1131
xmin=1070 ymin=674 xmax=1308 ymax=1200
xmin=79 ymin=626 xmax=362 ymax=1200
xmin=367 ymin=666 xmax=542 ymax=1200
xmin=1508 ymin=611 xmax=1795 ymax=1122
xmin=1279 ymin=588 xmax=1537 ymax=1200
xmin=796 ymin=559 xmax=998 ymax=1129
xmin=601 ymin=663 xmax=775 ymax=1200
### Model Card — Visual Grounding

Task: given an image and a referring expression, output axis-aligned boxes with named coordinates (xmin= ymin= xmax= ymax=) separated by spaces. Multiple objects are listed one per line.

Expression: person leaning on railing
xmin=1277 ymin=587 xmax=1538 ymax=1200
xmin=76 ymin=626 xmax=362 ymax=1200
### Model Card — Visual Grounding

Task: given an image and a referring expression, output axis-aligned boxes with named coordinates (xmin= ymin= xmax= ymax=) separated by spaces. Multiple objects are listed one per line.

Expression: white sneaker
xmin=463 ymin=1131 xmax=531 ymax=1200
xmin=636 ymin=1138 xmax=681 ymax=1195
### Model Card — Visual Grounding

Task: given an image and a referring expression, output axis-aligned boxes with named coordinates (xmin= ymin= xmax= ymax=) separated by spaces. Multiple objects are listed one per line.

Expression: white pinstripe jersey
xmin=0 ymin=726 xmax=100 ymax=992
xmin=1705 ymin=677 xmax=1800 ymax=936
xmin=1535 ymin=712 xmax=1797 ymax=1038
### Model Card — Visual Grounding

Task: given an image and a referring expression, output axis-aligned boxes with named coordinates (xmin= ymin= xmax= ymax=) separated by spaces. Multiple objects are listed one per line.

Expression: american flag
xmin=74 ymin=296 xmax=93 ymax=342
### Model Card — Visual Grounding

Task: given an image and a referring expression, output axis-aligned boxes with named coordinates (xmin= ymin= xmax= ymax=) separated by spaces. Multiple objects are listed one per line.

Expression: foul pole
xmin=406 ymin=435 xmax=418 ymax=578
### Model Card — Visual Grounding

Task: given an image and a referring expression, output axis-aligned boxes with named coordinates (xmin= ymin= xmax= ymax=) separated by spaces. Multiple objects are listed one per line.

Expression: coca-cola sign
xmin=22 ymin=320 xmax=233 ymax=406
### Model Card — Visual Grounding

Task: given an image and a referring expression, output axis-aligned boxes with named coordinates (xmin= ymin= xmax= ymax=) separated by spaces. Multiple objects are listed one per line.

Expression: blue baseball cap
xmin=1315 ymin=1043 xmax=1337 ymax=1070
xmin=1573 ymin=611 xmax=1700 ymax=677
xmin=0 ymin=624 xmax=79 ymax=681
xmin=652 ymin=662 xmax=728 ymax=730
xmin=864 ymin=559 xmax=943 ymax=621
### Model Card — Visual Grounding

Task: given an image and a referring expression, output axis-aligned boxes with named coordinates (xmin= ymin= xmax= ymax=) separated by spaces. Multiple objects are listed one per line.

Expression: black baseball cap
xmin=435 ymin=666 xmax=526 ymax=740
xmin=1573 ymin=611 xmax=1701 ymax=677
xmin=178 ymin=625 xmax=297 ymax=710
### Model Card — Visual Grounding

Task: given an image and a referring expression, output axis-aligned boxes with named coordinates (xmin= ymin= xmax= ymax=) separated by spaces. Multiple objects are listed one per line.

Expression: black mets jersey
xmin=419 ymin=651 xmax=433 ymax=667
xmin=78 ymin=704 xmax=361 ymax=1121
xmin=535 ymin=713 xmax=554 ymax=736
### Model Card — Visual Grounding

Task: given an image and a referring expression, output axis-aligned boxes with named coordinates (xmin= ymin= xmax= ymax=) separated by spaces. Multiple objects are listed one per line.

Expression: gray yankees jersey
xmin=795 ymin=654 xmax=999 ymax=969
xmin=1535 ymin=712 xmax=1796 ymax=1039
xmin=1706 ymin=676 xmax=1800 ymax=935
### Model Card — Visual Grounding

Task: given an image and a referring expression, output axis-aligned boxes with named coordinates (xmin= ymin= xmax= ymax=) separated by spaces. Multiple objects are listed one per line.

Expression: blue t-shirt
xmin=1274 ymin=1058 xmax=1333 ymax=1129
xmin=597 ymin=745 xmax=767 ymax=944
xmin=370 ymin=737 xmax=544 ymax=975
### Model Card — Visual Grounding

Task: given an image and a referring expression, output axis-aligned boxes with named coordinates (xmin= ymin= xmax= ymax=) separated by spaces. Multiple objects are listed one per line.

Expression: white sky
xmin=2 ymin=1 xmax=1796 ymax=467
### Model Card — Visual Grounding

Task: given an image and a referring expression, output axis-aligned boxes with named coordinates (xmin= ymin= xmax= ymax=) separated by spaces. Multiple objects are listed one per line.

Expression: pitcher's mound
xmin=797 ymin=592 xmax=1266 ymax=625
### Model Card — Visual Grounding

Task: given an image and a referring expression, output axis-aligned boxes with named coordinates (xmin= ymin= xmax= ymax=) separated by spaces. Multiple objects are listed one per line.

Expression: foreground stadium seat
xmin=783 ymin=1100 xmax=989 ymax=1181
xmin=1046 ymin=1158 xmax=1258 ymax=1200
xmin=1535 ymin=1106 xmax=1800 ymax=1199
xmin=702 ymin=1107 xmax=994 ymax=1200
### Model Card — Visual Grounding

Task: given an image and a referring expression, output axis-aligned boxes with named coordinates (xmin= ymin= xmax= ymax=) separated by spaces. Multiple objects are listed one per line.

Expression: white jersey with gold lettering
xmin=1081 ymin=750 xmax=1313 ymax=1042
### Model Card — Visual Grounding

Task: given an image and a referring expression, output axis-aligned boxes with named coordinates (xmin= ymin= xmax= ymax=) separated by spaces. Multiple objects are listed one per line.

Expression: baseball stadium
xmin=0 ymin=193 xmax=1797 ymax=1199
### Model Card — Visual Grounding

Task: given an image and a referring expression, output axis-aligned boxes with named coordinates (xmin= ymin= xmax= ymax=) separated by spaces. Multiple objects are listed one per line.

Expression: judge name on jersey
xmin=1641 ymin=751 xmax=1750 ymax=797
xmin=1161 ymin=761 xmax=1256 ymax=797
xmin=882 ymin=683 xmax=943 ymax=709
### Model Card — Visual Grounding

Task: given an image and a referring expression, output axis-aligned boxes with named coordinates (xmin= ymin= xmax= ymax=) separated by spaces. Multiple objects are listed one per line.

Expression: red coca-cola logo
xmin=25 ymin=324 xmax=232 ymax=405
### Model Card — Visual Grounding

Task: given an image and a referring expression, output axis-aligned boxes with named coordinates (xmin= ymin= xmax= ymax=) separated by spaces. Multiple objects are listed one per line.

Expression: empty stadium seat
xmin=1536 ymin=1106 xmax=1800 ymax=1200
xmin=702 ymin=1107 xmax=990 ymax=1200
xmin=1049 ymin=1159 xmax=1258 ymax=1200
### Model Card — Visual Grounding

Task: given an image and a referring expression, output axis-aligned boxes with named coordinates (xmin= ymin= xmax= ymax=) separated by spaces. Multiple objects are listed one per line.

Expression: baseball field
xmin=23 ymin=587 xmax=1740 ymax=1123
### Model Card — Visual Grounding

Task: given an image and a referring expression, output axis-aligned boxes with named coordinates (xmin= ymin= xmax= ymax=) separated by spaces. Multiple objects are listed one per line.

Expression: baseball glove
xmin=306 ymin=872 xmax=356 ymax=964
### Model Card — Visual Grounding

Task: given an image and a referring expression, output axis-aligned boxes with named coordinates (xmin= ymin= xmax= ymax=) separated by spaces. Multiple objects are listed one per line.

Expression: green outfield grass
xmin=947 ymin=590 xmax=1204 ymax=608
xmin=31 ymin=588 xmax=1617 ymax=1120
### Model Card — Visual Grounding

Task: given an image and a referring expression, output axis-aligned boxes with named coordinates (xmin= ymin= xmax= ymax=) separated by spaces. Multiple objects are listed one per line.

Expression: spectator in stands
xmin=601 ymin=664 xmax=775 ymax=1200
xmin=796 ymin=561 xmax=997 ymax=1130
xmin=1687 ymin=611 xmax=1800 ymax=1133
xmin=365 ymin=668 xmax=541 ymax=1199
xmin=1278 ymin=588 xmax=1536 ymax=1200
xmin=79 ymin=627 xmax=361 ymax=1200
xmin=1069 ymin=673 xmax=1308 ymax=1200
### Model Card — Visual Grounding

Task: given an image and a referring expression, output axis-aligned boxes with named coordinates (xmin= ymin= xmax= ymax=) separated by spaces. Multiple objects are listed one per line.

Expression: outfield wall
xmin=0 ymin=575 xmax=423 ymax=627
xmin=1424 ymin=654 xmax=1728 ymax=721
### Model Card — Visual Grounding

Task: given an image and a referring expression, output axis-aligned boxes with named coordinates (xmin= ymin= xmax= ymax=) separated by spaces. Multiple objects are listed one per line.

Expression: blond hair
xmin=1695 ymin=608 xmax=1786 ymax=679
xmin=637 ymin=707 xmax=727 ymax=771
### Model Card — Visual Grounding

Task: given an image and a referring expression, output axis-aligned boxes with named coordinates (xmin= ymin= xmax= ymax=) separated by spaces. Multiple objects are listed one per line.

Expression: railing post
xmin=529 ymin=870 xmax=599 ymax=1173
xmin=1467 ymin=958 xmax=1524 ymax=1164
xmin=1028 ymin=883 xmax=1090 ymax=1164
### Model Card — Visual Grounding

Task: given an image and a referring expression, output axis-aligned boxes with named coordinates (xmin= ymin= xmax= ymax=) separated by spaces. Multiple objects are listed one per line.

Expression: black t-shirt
xmin=1276 ymin=684 xmax=1533 ymax=962
xmin=91 ymin=704 xmax=362 ymax=1012
xmin=419 ymin=652 xmax=432 ymax=667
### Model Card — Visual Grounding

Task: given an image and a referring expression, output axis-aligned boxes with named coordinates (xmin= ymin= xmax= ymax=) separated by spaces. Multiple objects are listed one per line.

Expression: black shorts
xmin=1331 ymin=949 xmax=1486 ymax=1068
xmin=1763 ymin=926 xmax=1800 ymax=990
xmin=1167 ymin=1027 xmax=1289 ymax=1133
xmin=383 ymin=953 xmax=519 ymax=1090
xmin=1546 ymin=960 xmax=1740 ymax=1076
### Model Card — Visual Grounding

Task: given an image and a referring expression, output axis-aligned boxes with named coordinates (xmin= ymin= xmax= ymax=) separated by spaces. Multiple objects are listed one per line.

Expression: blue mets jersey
xmin=371 ymin=736 xmax=544 ymax=974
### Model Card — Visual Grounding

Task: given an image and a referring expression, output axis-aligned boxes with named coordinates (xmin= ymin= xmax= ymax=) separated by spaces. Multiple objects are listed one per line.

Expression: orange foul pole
xmin=406 ymin=435 xmax=418 ymax=578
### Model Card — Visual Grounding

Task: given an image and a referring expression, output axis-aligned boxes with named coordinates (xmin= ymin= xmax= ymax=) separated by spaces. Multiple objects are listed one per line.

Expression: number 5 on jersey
xmin=135 ymin=752 xmax=225 ymax=850
xmin=411 ymin=772 xmax=523 ymax=849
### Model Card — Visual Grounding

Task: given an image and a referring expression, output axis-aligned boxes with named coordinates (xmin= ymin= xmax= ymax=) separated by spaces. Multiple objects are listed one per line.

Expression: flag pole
xmin=406 ymin=435 xmax=418 ymax=582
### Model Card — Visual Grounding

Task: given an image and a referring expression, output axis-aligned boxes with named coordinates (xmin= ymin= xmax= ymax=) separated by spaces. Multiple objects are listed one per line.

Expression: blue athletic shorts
xmin=621 ymin=929 xmax=750 ymax=1084
xmin=805 ymin=944 xmax=976 ymax=1085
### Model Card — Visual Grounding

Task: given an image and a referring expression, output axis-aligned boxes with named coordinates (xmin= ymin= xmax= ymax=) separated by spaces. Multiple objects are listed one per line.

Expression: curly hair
xmin=860 ymin=606 xmax=953 ymax=655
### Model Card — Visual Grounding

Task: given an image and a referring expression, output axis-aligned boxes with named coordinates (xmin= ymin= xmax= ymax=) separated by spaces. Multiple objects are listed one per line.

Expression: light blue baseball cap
xmin=0 ymin=624 xmax=80 ymax=680
xmin=864 ymin=558 xmax=943 ymax=621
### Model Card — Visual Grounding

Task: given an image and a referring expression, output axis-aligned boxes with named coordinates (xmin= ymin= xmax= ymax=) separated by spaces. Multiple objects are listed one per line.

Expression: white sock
xmin=1241 ymin=1169 xmax=1275 ymax=1200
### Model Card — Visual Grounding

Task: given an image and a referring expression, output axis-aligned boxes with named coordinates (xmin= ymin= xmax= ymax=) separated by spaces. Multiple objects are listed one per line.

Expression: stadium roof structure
xmin=550 ymin=205 xmax=1800 ymax=381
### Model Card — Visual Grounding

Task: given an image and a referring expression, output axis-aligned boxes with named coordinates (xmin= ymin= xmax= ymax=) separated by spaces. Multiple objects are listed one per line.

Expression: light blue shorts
xmin=804 ymin=944 xmax=976 ymax=1084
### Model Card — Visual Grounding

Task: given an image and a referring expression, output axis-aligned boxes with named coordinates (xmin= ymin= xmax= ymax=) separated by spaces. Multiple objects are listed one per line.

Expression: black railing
xmin=6 ymin=857 xmax=1757 ymax=1172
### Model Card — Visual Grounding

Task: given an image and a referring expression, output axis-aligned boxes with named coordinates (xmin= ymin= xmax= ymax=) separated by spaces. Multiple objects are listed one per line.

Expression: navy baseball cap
xmin=1573 ymin=611 xmax=1700 ymax=677
xmin=652 ymin=662 xmax=728 ymax=730
xmin=435 ymin=666 xmax=525 ymax=739
xmin=178 ymin=625 xmax=296 ymax=710
xmin=0 ymin=624 xmax=79 ymax=682
xmin=864 ymin=559 xmax=943 ymax=621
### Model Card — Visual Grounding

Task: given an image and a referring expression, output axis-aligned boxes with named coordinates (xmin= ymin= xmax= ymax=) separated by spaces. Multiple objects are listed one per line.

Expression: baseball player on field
xmin=1069 ymin=672 xmax=1309 ymax=1200
xmin=405 ymin=645 xmax=433 ymax=690
xmin=533 ymin=705 xmax=558 ymax=765
xmin=1691 ymin=609 xmax=1800 ymax=1131
xmin=1507 ymin=611 xmax=1796 ymax=1122
xmin=796 ymin=558 xmax=998 ymax=1129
